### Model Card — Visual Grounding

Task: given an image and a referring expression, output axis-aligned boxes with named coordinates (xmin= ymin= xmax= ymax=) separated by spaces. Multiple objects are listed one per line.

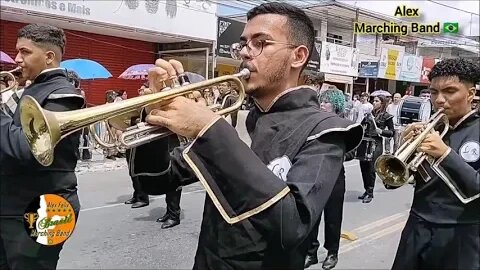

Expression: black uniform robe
xmin=0 ymin=68 xmax=84 ymax=270
xmin=140 ymin=87 xmax=363 ymax=269
xmin=392 ymin=110 xmax=480 ymax=270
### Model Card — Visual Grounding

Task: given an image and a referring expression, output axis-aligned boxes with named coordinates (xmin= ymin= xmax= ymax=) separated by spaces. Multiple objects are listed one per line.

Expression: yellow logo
xmin=23 ymin=194 xmax=77 ymax=246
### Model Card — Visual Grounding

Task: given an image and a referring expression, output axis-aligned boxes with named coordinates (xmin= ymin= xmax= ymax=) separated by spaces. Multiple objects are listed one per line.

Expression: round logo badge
xmin=23 ymin=194 xmax=76 ymax=246
xmin=459 ymin=141 xmax=480 ymax=163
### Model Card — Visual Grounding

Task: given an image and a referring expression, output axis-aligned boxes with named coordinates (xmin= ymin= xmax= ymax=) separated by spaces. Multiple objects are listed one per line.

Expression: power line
xmin=427 ymin=0 xmax=479 ymax=16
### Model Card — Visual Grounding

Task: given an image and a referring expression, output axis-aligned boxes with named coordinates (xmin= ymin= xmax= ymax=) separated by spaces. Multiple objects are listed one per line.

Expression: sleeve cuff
xmin=431 ymin=148 xmax=480 ymax=204
xmin=196 ymin=115 xmax=222 ymax=139
xmin=433 ymin=147 xmax=452 ymax=166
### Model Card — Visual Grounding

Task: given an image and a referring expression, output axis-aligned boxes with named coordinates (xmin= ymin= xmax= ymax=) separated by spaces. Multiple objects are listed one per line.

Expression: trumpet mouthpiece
xmin=238 ymin=68 xmax=250 ymax=79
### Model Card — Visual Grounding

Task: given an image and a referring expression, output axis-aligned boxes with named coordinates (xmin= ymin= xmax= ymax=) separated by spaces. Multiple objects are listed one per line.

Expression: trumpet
xmin=20 ymin=69 xmax=250 ymax=166
xmin=374 ymin=108 xmax=449 ymax=187
xmin=0 ymin=67 xmax=22 ymax=98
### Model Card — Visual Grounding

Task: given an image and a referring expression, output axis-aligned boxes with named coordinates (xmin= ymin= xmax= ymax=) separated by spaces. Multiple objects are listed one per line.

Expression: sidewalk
xmin=75 ymin=150 xmax=127 ymax=175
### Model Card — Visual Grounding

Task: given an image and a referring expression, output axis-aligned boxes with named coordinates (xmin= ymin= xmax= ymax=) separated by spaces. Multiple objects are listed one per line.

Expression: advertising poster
xmin=378 ymin=47 xmax=404 ymax=80
xmin=399 ymin=54 xmax=423 ymax=82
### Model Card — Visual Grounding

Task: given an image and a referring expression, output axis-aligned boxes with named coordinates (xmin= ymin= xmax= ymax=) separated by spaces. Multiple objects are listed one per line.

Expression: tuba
xmin=19 ymin=69 xmax=250 ymax=166
xmin=374 ymin=108 xmax=449 ymax=187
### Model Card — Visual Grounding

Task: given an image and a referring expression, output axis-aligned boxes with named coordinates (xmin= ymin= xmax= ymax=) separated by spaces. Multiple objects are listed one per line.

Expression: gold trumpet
xmin=374 ymin=108 xmax=449 ymax=187
xmin=0 ymin=67 xmax=22 ymax=95
xmin=20 ymin=69 xmax=250 ymax=166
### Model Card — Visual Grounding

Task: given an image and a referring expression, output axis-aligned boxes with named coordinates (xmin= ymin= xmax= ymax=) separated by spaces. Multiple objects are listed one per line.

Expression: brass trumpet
xmin=0 ymin=67 xmax=22 ymax=96
xmin=374 ymin=108 xmax=449 ymax=187
xmin=20 ymin=69 xmax=250 ymax=166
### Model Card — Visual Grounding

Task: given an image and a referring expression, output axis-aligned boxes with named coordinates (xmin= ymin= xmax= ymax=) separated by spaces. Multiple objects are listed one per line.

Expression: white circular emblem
xmin=459 ymin=141 xmax=480 ymax=162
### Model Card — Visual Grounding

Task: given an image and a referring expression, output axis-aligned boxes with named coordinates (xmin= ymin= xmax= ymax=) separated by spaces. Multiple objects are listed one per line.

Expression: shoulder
xmin=383 ymin=112 xmax=394 ymax=120
xmin=307 ymin=113 xmax=363 ymax=152
xmin=48 ymin=85 xmax=83 ymax=101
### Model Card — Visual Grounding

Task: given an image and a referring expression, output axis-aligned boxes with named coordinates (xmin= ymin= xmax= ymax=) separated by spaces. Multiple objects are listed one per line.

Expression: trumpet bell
xmin=374 ymin=154 xmax=410 ymax=187
xmin=20 ymin=95 xmax=59 ymax=166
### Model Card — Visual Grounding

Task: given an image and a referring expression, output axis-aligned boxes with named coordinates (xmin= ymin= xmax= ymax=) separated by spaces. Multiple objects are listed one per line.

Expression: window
xmin=327 ymin=33 xmax=343 ymax=44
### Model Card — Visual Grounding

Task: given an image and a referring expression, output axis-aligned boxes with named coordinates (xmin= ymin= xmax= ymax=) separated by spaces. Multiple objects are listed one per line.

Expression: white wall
xmin=1 ymin=0 xmax=217 ymax=41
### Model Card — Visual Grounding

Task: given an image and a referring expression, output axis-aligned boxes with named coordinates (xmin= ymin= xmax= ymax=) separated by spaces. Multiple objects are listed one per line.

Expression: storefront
xmin=215 ymin=17 xmax=244 ymax=76
xmin=319 ymin=41 xmax=359 ymax=95
xmin=1 ymin=0 xmax=217 ymax=105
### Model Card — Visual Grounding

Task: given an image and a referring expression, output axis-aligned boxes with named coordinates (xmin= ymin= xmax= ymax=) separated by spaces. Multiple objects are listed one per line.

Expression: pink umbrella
xmin=119 ymin=64 xmax=155 ymax=80
xmin=1 ymin=51 xmax=16 ymax=64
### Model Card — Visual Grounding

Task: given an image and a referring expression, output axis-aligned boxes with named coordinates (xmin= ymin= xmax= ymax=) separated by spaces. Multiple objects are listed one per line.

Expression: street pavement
xmin=59 ymin=113 xmax=413 ymax=269
xmin=59 ymin=158 xmax=413 ymax=269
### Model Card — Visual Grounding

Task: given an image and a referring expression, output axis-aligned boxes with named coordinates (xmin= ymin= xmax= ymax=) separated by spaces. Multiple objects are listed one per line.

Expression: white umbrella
xmin=370 ymin=90 xmax=391 ymax=97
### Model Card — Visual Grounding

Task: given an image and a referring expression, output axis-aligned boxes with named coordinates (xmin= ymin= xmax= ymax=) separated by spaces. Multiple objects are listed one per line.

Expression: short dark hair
xmin=17 ymin=24 xmax=66 ymax=55
xmin=420 ymin=89 xmax=430 ymax=95
xmin=247 ymin=2 xmax=315 ymax=70
xmin=67 ymin=70 xmax=80 ymax=88
xmin=428 ymin=58 xmax=480 ymax=87
xmin=307 ymin=72 xmax=325 ymax=86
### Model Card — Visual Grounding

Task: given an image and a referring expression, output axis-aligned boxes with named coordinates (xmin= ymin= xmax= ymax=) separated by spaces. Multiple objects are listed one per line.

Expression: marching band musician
xmin=0 ymin=24 xmax=84 ymax=270
xmin=390 ymin=58 xmax=480 ymax=270
xmin=304 ymin=87 xmax=351 ymax=270
xmin=358 ymin=95 xmax=394 ymax=203
xmin=140 ymin=3 xmax=363 ymax=269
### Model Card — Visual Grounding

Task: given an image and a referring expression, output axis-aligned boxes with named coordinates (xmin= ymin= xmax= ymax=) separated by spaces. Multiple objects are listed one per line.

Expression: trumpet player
xmin=141 ymin=3 xmax=363 ymax=269
xmin=391 ymin=58 xmax=479 ymax=270
xmin=0 ymin=24 xmax=84 ymax=270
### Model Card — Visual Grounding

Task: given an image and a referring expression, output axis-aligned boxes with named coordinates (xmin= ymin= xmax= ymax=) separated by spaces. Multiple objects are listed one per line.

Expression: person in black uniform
xmin=141 ymin=3 xmax=363 ymax=269
xmin=304 ymin=87 xmax=351 ymax=269
xmin=66 ymin=70 xmax=92 ymax=161
xmin=124 ymin=114 xmax=150 ymax=209
xmin=358 ymin=95 xmax=394 ymax=203
xmin=390 ymin=58 xmax=479 ymax=270
xmin=0 ymin=24 xmax=84 ymax=270
xmin=124 ymin=81 xmax=186 ymax=229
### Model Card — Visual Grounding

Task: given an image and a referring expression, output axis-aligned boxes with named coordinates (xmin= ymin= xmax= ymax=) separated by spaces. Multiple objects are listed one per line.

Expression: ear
xmin=45 ymin=50 xmax=56 ymax=65
xmin=467 ymin=86 xmax=476 ymax=103
xmin=291 ymin=45 xmax=309 ymax=69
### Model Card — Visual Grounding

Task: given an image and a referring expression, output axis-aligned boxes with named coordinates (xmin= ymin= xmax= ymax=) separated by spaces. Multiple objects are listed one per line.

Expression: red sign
xmin=420 ymin=58 xmax=436 ymax=84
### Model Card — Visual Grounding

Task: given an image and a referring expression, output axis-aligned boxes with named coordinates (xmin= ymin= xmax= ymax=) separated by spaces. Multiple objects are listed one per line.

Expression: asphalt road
xmin=58 ymin=159 xmax=413 ymax=269
xmin=59 ymin=111 xmax=413 ymax=269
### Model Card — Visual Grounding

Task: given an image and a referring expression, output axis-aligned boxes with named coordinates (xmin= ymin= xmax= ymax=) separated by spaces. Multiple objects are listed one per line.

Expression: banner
xmin=320 ymin=42 xmax=358 ymax=77
xmin=358 ymin=61 xmax=379 ymax=77
xmin=2 ymin=0 xmax=217 ymax=41
xmin=399 ymin=54 xmax=423 ymax=82
xmin=420 ymin=57 xmax=437 ymax=84
xmin=377 ymin=47 xmax=404 ymax=80
xmin=216 ymin=17 xmax=245 ymax=58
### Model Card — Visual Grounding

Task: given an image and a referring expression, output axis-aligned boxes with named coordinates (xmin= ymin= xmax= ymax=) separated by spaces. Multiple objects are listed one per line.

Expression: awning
xmin=325 ymin=73 xmax=353 ymax=84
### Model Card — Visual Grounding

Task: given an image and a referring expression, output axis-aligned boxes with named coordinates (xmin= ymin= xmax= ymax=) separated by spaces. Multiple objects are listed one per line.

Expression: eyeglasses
xmin=230 ymin=38 xmax=298 ymax=60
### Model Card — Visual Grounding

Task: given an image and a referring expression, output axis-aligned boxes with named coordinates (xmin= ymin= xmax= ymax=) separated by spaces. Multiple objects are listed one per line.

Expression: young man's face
xmin=430 ymin=76 xmax=475 ymax=122
xmin=239 ymin=14 xmax=297 ymax=97
xmin=15 ymin=38 xmax=53 ymax=81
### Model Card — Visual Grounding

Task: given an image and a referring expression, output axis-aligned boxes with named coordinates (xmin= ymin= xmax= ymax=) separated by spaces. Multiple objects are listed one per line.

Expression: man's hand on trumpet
xmin=417 ymin=131 xmax=449 ymax=159
xmin=401 ymin=122 xmax=449 ymax=159
xmin=145 ymin=59 xmax=219 ymax=139
xmin=400 ymin=122 xmax=424 ymax=143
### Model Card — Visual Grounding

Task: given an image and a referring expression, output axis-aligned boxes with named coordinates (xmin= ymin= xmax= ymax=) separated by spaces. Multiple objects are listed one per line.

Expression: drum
xmin=354 ymin=138 xmax=377 ymax=161
xmin=397 ymin=96 xmax=432 ymax=125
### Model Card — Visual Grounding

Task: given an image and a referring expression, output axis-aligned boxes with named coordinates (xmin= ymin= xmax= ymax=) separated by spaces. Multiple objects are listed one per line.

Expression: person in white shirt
xmin=355 ymin=92 xmax=373 ymax=124
xmin=386 ymin=92 xmax=402 ymax=153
